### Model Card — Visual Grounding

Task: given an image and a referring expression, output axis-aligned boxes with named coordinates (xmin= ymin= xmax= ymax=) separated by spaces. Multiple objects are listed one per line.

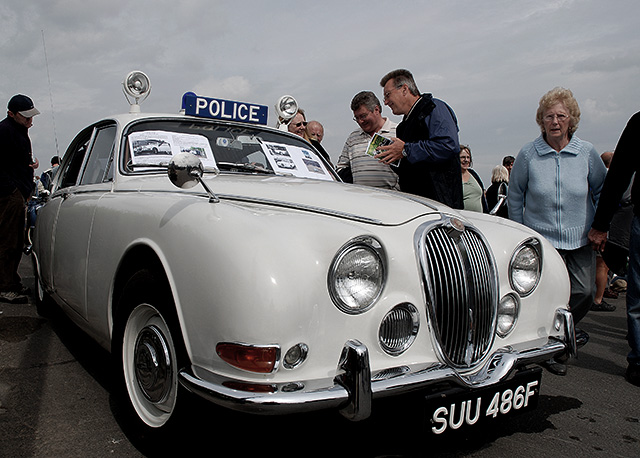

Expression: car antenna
xmin=42 ymin=30 xmax=60 ymax=158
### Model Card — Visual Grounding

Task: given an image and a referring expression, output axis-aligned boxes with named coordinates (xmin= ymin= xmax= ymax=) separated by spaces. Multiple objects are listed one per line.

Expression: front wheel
xmin=114 ymin=270 xmax=186 ymax=431
xmin=122 ymin=303 xmax=179 ymax=428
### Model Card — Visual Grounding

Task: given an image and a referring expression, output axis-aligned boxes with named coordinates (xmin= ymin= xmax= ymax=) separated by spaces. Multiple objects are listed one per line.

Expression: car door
xmin=50 ymin=123 xmax=117 ymax=319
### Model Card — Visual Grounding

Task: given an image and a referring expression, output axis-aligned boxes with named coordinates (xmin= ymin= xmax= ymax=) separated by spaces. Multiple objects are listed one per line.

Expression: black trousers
xmin=0 ymin=189 xmax=26 ymax=291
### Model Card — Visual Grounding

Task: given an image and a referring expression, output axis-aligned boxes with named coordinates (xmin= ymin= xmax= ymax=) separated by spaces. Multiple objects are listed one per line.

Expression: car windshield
xmin=123 ymin=119 xmax=336 ymax=181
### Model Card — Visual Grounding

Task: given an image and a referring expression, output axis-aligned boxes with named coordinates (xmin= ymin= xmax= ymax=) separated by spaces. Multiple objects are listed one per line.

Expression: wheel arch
xmin=110 ymin=243 xmax=189 ymax=357
xmin=110 ymin=245 xmax=192 ymax=431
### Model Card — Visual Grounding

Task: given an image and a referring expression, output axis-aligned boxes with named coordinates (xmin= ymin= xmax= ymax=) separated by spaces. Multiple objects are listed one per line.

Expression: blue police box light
xmin=182 ymin=92 xmax=268 ymax=125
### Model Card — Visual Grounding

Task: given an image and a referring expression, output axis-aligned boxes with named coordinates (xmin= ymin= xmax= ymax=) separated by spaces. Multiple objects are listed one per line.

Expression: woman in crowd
xmin=287 ymin=109 xmax=307 ymax=137
xmin=486 ymin=164 xmax=509 ymax=218
xmin=459 ymin=145 xmax=488 ymax=213
xmin=508 ymin=87 xmax=607 ymax=375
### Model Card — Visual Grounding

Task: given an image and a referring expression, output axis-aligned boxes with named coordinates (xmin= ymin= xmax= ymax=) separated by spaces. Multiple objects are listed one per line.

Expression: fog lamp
xmin=497 ymin=293 xmax=520 ymax=337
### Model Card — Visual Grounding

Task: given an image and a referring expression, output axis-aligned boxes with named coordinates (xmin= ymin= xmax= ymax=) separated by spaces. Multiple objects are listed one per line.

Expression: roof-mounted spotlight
xmin=275 ymin=95 xmax=298 ymax=131
xmin=123 ymin=71 xmax=151 ymax=113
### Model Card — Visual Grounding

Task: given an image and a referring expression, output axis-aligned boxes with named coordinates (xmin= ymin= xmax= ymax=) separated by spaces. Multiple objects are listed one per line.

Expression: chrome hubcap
xmin=134 ymin=325 xmax=172 ymax=403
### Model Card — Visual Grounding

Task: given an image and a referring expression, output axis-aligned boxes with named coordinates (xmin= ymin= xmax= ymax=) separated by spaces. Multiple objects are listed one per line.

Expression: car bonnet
xmin=131 ymin=174 xmax=451 ymax=226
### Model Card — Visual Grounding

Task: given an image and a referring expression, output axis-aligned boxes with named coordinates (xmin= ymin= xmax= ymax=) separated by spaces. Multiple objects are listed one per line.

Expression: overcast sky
xmin=2 ymin=0 xmax=639 ymax=183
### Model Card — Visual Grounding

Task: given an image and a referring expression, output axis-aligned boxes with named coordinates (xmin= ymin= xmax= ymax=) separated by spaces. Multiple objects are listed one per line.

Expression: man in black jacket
xmin=0 ymin=94 xmax=40 ymax=304
xmin=375 ymin=69 xmax=463 ymax=209
xmin=588 ymin=111 xmax=640 ymax=386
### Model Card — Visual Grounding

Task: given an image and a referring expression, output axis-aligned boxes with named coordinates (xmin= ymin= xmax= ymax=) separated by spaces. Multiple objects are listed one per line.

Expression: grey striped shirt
xmin=337 ymin=118 xmax=399 ymax=190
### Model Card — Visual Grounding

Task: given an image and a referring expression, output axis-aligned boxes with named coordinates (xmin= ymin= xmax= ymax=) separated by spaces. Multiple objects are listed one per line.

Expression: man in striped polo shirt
xmin=336 ymin=91 xmax=399 ymax=190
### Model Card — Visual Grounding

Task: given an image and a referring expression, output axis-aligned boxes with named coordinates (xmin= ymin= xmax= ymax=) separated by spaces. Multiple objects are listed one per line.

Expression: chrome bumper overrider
xmin=179 ymin=308 xmax=576 ymax=422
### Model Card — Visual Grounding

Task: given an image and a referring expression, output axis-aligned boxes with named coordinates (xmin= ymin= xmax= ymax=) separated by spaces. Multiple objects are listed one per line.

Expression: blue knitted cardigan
xmin=508 ymin=135 xmax=607 ymax=250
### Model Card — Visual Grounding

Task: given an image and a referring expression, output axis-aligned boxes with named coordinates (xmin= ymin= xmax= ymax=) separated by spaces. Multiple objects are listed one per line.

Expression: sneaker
xmin=625 ymin=365 xmax=640 ymax=387
xmin=603 ymin=288 xmax=619 ymax=299
xmin=611 ymin=278 xmax=627 ymax=292
xmin=0 ymin=291 xmax=28 ymax=304
xmin=591 ymin=300 xmax=616 ymax=311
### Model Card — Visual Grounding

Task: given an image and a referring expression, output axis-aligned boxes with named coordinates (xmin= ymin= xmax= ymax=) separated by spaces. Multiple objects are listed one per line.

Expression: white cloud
xmin=193 ymin=75 xmax=252 ymax=100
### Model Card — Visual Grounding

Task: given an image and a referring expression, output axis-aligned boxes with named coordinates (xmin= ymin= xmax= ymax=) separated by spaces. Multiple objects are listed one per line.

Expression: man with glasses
xmin=375 ymin=69 xmax=462 ymax=208
xmin=336 ymin=91 xmax=399 ymax=189
xmin=0 ymin=94 xmax=40 ymax=304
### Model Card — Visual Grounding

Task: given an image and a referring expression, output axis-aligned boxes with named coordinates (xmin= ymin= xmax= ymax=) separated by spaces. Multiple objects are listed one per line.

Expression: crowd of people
xmin=2 ymin=68 xmax=638 ymax=387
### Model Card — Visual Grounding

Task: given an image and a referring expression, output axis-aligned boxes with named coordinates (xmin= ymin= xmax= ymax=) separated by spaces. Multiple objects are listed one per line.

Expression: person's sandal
xmin=591 ymin=300 xmax=616 ymax=311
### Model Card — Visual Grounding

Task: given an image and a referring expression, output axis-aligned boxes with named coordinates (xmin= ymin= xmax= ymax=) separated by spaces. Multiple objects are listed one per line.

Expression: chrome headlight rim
xmin=497 ymin=293 xmax=520 ymax=338
xmin=328 ymin=236 xmax=386 ymax=315
xmin=509 ymin=238 xmax=542 ymax=297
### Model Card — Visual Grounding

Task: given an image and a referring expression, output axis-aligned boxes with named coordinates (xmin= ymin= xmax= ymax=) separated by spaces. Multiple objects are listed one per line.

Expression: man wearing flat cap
xmin=0 ymin=94 xmax=40 ymax=303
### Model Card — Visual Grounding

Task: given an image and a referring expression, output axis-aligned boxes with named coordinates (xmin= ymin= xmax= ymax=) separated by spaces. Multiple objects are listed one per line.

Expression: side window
xmin=57 ymin=133 xmax=91 ymax=189
xmin=80 ymin=125 xmax=117 ymax=185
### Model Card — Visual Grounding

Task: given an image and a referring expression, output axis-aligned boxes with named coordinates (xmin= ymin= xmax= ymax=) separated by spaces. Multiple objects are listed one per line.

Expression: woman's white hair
xmin=491 ymin=165 xmax=509 ymax=183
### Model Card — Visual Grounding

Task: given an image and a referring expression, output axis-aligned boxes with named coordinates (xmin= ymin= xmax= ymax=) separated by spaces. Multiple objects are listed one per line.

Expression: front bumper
xmin=179 ymin=308 xmax=576 ymax=421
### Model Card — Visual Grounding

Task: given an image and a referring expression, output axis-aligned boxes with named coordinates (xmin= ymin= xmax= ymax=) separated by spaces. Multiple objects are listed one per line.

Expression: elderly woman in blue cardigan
xmin=508 ymin=87 xmax=607 ymax=375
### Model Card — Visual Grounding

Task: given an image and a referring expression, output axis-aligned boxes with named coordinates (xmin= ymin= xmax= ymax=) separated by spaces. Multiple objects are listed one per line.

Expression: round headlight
xmin=509 ymin=239 xmax=542 ymax=297
xmin=329 ymin=237 xmax=385 ymax=314
xmin=497 ymin=293 xmax=520 ymax=337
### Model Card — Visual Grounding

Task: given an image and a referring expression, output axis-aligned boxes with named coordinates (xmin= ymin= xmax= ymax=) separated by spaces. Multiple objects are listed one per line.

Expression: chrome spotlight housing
xmin=275 ymin=95 xmax=298 ymax=130
xmin=123 ymin=71 xmax=151 ymax=113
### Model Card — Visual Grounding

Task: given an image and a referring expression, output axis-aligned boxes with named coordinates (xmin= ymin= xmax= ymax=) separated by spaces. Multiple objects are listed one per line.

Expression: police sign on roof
xmin=182 ymin=92 xmax=268 ymax=125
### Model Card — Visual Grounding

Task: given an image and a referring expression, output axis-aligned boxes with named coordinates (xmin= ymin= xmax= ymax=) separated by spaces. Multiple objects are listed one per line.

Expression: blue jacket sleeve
xmin=404 ymin=100 xmax=460 ymax=164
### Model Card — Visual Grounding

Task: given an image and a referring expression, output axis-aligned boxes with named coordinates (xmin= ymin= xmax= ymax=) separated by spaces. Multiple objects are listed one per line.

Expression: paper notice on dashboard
xmin=261 ymin=141 xmax=333 ymax=180
xmin=128 ymin=130 xmax=217 ymax=169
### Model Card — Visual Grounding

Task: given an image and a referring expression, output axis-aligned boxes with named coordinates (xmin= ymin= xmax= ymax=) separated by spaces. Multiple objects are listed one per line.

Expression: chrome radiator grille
xmin=418 ymin=220 xmax=497 ymax=368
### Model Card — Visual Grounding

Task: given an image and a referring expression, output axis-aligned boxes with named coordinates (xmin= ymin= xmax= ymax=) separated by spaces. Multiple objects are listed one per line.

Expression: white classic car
xmin=32 ymin=72 xmax=577 ymax=434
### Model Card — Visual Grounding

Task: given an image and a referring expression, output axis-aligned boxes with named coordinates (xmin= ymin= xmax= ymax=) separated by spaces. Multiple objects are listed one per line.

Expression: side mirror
xmin=168 ymin=152 xmax=220 ymax=202
xmin=168 ymin=151 xmax=203 ymax=189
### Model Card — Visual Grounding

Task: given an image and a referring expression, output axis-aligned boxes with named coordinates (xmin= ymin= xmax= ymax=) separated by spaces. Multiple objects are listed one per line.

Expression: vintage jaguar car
xmin=32 ymin=72 xmax=576 ymax=433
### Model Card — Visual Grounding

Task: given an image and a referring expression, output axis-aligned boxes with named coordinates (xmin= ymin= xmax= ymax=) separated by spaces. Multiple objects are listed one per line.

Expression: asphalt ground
xmin=1 ymin=254 xmax=638 ymax=457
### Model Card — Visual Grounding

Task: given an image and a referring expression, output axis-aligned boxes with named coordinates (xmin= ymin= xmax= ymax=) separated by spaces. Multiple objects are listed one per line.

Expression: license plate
xmin=424 ymin=367 xmax=542 ymax=435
